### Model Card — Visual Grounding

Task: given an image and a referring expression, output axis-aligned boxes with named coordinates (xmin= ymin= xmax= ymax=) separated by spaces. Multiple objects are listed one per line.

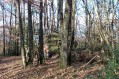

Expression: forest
xmin=0 ymin=0 xmax=119 ymax=79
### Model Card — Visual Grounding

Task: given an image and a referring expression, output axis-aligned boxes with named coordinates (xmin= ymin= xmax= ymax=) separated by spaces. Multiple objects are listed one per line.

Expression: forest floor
xmin=0 ymin=55 xmax=108 ymax=79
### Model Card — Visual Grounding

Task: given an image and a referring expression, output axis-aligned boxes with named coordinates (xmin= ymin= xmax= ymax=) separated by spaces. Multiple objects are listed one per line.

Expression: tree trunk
xmin=38 ymin=0 xmax=44 ymax=64
xmin=2 ymin=4 xmax=5 ymax=55
xmin=28 ymin=0 xmax=33 ymax=64
xmin=14 ymin=5 xmax=19 ymax=55
xmin=69 ymin=0 xmax=75 ymax=62
xmin=60 ymin=0 xmax=72 ymax=67
xmin=67 ymin=0 xmax=72 ymax=66
xmin=44 ymin=0 xmax=47 ymax=34
xmin=9 ymin=4 xmax=13 ymax=55
xmin=57 ymin=0 xmax=60 ymax=32
xmin=51 ymin=0 xmax=55 ymax=33
xmin=16 ymin=0 xmax=27 ymax=68
xmin=59 ymin=0 xmax=63 ymax=67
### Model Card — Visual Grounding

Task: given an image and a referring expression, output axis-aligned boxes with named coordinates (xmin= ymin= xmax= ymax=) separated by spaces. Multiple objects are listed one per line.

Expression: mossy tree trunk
xmin=59 ymin=0 xmax=64 ymax=67
xmin=60 ymin=0 xmax=72 ymax=67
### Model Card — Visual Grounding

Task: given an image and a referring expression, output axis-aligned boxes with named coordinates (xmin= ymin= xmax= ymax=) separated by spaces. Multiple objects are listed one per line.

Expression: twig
xmin=80 ymin=54 xmax=98 ymax=69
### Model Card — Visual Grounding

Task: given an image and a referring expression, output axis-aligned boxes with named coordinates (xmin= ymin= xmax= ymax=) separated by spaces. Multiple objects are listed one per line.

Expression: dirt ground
xmin=0 ymin=56 xmax=104 ymax=79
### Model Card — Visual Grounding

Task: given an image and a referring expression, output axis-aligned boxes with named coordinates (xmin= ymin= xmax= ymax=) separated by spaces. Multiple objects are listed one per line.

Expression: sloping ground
xmin=0 ymin=56 xmax=104 ymax=79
